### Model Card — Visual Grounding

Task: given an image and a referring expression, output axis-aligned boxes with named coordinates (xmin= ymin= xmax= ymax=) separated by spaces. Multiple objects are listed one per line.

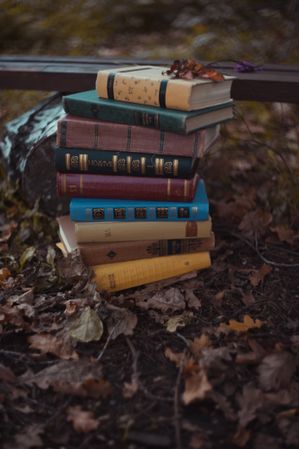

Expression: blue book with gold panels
xmin=70 ymin=179 xmax=208 ymax=222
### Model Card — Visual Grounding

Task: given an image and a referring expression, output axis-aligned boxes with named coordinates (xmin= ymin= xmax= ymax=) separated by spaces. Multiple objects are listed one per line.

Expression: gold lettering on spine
xmin=79 ymin=154 xmax=88 ymax=171
xmin=184 ymin=181 xmax=187 ymax=199
xmin=167 ymin=179 xmax=171 ymax=197
xmin=141 ymin=157 xmax=146 ymax=175
xmin=155 ymin=158 xmax=164 ymax=176
xmin=159 ymin=158 xmax=164 ymax=175
xmin=126 ymin=156 xmax=132 ymax=174
xmin=65 ymin=154 xmax=71 ymax=171
xmin=112 ymin=155 xmax=118 ymax=173
xmin=80 ymin=174 xmax=83 ymax=195
xmin=173 ymin=159 xmax=179 ymax=177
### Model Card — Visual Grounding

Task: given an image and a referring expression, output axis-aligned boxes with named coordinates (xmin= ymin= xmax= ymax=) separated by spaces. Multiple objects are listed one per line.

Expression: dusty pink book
xmin=56 ymin=115 xmax=219 ymax=157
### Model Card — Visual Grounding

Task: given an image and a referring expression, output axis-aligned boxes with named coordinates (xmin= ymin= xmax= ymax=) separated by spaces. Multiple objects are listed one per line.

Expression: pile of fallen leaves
xmin=1 ymin=101 xmax=299 ymax=449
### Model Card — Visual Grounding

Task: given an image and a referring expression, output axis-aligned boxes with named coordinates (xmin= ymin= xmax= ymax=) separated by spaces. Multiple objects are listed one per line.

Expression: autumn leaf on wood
xmin=67 ymin=405 xmax=99 ymax=433
xmin=164 ymin=59 xmax=225 ymax=82
xmin=218 ymin=315 xmax=263 ymax=334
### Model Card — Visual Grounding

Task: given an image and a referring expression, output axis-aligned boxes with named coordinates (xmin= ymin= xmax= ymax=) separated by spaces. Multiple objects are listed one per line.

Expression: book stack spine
xmin=55 ymin=66 xmax=234 ymax=292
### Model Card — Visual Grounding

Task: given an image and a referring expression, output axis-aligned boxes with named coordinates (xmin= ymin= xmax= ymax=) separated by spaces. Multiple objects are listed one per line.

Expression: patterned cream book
xmin=96 ymin=65 xmax=234 ymax=111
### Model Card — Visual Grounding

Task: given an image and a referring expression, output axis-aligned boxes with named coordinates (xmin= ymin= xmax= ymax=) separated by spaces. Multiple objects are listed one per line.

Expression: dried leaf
xmin=20 ymin=360 xmax=111 ymax=398
xmin=189 ymin=432 xmax=206 ymax=449
xmin=28 ymin=333 xmax=78 ymax=360
xmin=12 ymin=424 xmax=44 ymax=449
xmin=122 ymin=377 xmax=139 ymax=399
xmin=107 ymin=308 xmax=138 ymax=339
xmin=185 ymin=289 xmax=202 ymax=310
xmin=232 ymin=426 xmax=251 ymax=447
xmin=164 ymin=347 xmax=185 ymax=367
xmin=189 ymin=334 xmax=211 ymax=357
xmin=239 ymin=210 xmax=272 ymax=238
xmin=249 ymin=264 xmax=272 ymax=287
xmin=69 ymin=307 xmax=103 ymax=343
xmin=270 ymin=224 xmax=295 ymax=244
xmin=165 ymin=311 xmax=193 ymax=333
xmin=182 ymin=369 xmax=212 ymax=405
xmin=19 ymin=246 xmax=36 ymax=270
xmin=0 ymin=364 xmax=16 ymax=383
xmin=0 ymin=267 xmax=11 ymax=284
xmin=67 ymin=405 xmax=99 ymax=433
xmin=237 ymin=383 xmax=264 ymax=427
xmin=258 ymin=352 xmax=296 ymax=391
xmin=140 ymin=287 xmax=186 ymax=312
xmin=218 ymin=315 xmax=263 ymax=334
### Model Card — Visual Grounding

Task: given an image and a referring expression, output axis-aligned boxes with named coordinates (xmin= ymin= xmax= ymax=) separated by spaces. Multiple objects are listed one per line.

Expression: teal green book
xmin=55 ymin=147 xmax=197 ymax=178
xmin=70 ymin=179 xmax=209 ymax=222
xmin=62 ymin=90 xmax=234 ymax=135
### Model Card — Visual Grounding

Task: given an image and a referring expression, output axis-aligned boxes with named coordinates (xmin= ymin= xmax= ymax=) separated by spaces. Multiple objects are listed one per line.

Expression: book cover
xmin=96 ymin=65 xmax=234 ymax=111
xmin=56 ymin=172 xmax=199 ymax=202
xmin=57 ymin=114 xmax=220 ymax=157
xmin=57 ymin=215 xmax=215 ymax=265
xmin=75 ymin=217 xmax=212 ymax=243
xmin=55 ymin=147 xmax=197 ymax=178
xmin=63 ymin=90 xmax=234 ymax=135
xmin=69 ymin=179 xmax=209 ymax=222
xmin=92 ymin=251 xmax=211 ymax=292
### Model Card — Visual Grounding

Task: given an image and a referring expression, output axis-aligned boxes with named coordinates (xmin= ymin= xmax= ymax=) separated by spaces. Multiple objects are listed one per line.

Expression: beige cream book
xmin=96 ymin=65 xmax=234 ymax=111
xmin=57 ymin=215 xmax=215 ymax=265
xmin=75 ymin=218 xmax=212 ymax=243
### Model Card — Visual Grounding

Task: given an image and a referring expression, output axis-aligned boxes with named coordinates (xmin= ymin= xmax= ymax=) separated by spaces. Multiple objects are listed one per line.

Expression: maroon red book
xmin=57 ymin=172 xmax=199 ymax=202
xmin=56 ymin=115 xmax=220 ymax=157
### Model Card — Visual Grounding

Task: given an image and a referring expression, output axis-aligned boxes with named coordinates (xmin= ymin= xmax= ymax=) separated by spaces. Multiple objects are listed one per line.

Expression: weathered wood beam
xmin=0 ymin=55 xmax=299 ymax=103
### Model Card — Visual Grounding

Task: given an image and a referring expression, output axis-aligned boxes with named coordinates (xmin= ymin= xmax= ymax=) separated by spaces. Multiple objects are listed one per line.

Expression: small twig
xmin=228 ymin=230 xmax=299 ymax=268
xmin=174 ymin=350 xmax=186 ymax=449
xmin=96 ymin=323 xmax=117 ymax=362
xmin=125 ymin=336 xmax=140 ymax=391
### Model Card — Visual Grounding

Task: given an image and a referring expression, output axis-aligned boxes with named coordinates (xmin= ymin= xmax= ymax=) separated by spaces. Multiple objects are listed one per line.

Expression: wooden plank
xmin=0 ymin=55 xmax=299 ymax=103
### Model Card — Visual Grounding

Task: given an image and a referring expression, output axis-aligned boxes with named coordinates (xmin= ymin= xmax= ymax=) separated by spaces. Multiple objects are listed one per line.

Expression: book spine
xmin=56 ymin=116 xmax=206 ymax=157
xmin=70 ymin=200 xmax=206 ymax=222
xmin=96 ymin=71 xmax=191 ymax=110
xmin=63 ymin=97 xmax=187 ymax=134
xmin=80 ymin=234 xmax=215 ymax=265
xmin=75 ymin=220 xmax=212 ymax=243
xmin=55 ymin=148 xmax=194 ymax=178
xmin=92 ymin=252 xmax=211 ymax=292
xmin=56 ymin=173 xmax=198 ymax=202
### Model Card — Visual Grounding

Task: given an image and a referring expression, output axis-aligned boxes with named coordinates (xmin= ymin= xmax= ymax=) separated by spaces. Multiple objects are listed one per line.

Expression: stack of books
xmin=55 ymin=65 xmax=234 ymax=293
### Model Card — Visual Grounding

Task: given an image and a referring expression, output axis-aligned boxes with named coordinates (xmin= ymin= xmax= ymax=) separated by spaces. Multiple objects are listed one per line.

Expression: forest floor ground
xmin=0 ymin=100 xmax=299 ymax=449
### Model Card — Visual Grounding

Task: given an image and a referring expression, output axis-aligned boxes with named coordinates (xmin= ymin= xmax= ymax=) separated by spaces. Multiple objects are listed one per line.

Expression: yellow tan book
xmin=92 ymin=251 xmax=211 ymax=292
xmin=75 ymin=218 xmax=212 ymax=243
xmin=96 ymin=65 xmax=234 ymax=111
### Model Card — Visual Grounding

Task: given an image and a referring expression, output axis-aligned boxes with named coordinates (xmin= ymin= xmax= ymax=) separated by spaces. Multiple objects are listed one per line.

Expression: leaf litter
xmin=1 ymin=102 xmax=299 ymax=449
